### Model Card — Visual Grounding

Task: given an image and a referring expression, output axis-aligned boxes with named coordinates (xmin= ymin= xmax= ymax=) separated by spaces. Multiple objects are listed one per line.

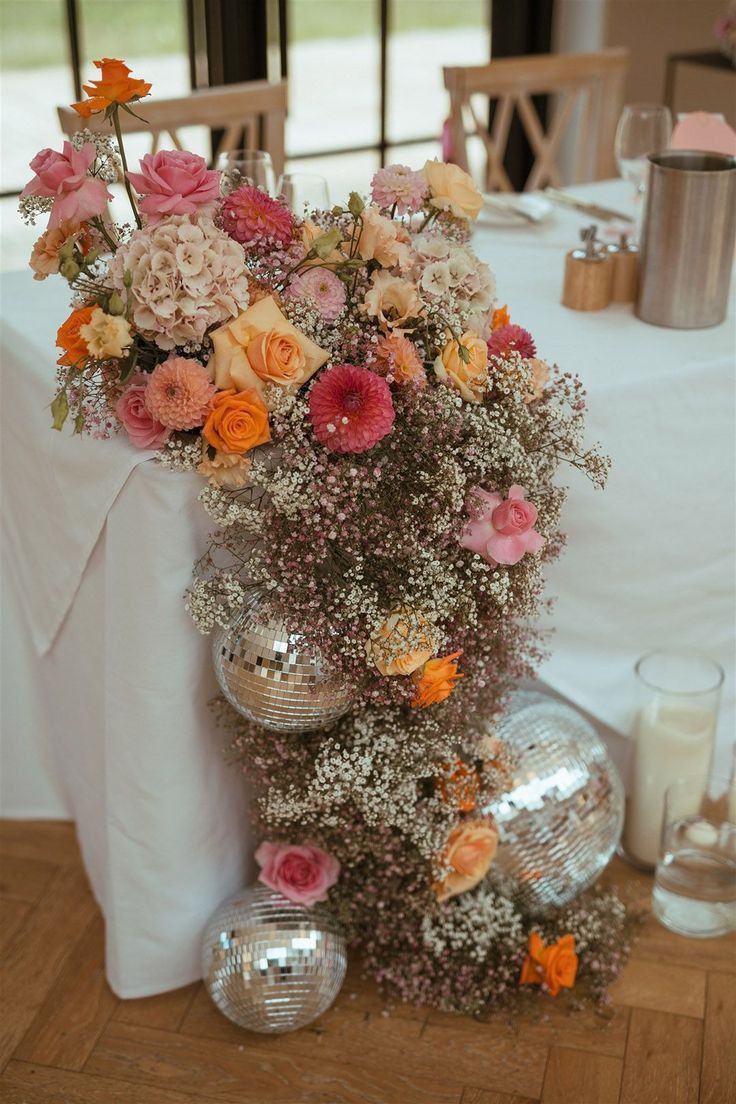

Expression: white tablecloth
xmin=1 ymin=180 xmax=734 ymax=997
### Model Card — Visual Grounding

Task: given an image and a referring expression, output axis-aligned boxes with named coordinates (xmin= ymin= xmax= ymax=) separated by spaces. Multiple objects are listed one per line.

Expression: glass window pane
xmin=0 ymin=0 xmax=75 ymax=193
xmin=387 ymin=0 xmax=490 ymax=145
xmin=287 ymin=0 xmax=379 ymax=156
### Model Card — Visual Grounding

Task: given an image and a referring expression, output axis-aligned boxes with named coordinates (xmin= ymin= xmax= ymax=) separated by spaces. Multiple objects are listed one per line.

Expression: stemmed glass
xmin=216 ymin=150 xmax=276 ymax=195
xmin=276 ymin=173 xmax=329 ymax=214
xmin=615 ymin=104 xmax=672 ymax=199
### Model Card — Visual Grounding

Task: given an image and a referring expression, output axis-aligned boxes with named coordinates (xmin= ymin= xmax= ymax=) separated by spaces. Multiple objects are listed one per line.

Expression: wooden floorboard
xmin=1 ymin=820 xmax=735 ymax=1103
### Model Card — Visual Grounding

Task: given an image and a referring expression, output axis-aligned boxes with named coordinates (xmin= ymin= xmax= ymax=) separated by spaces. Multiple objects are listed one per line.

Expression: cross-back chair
xmin=443 ymin=49 xmax=629 ymax=192
xmin=57 ymin=79 xmax=287 ymax=175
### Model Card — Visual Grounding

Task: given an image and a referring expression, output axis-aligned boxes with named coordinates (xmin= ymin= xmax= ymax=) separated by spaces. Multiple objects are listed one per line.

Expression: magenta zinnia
xmin=222 ymin=185 xmax=293 ymax=248
xmin=487 ymin=323 xmax=537 ymax=361
xmin=308 ymin=364 xmax=395 ymax=453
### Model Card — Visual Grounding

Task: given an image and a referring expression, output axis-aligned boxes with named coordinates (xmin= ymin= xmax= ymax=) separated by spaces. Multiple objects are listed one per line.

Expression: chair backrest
xmin=57 ymin=80 xmax=287 ymax=175
xmin=444 ymin=49 xmax=629 ymax=192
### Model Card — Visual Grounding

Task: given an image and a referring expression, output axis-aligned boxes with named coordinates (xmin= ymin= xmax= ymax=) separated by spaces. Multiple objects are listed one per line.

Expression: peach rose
xmin=366 ymin=607 xmax=436 ymax=676
xmin=524 ymin=357 xmax=550 ymax=404
xmin=423 ymin=160 xmax=483 ymax=221
xmin=349 ymin=205 xmax=412 ymax=269
xmin=361 ymin=270 xmax=423 ymax=331
xmin=197 ymin=445 xmax=252 ymax=489
xmin=208 ymin=295 xmax=328 ymax=403
xmin=433 ymin=331 xmax=488 ymax=403
xmin=202 ymin=388 xmax=270 ymax=455
xmin=520 ymin=933 xmax=578 ymax=997
xmin=433 ymin=818 xmax=498 ymax=903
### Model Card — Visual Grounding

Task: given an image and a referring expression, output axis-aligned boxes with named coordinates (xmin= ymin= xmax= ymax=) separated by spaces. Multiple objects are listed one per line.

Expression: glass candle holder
xmin=621 ymin=651 xmax=723 ymax=869
xmin=653 ymin=772 xmax=736 ymax=938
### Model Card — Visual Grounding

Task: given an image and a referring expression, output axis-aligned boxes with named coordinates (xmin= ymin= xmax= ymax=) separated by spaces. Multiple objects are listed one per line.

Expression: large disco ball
xmin=202 ymin=883 xmax=347 ymax=1034
xmin=484 ymin=691 xmax=624 ymax=915
xmin=212 ymin=591 xmax=352 ymax=732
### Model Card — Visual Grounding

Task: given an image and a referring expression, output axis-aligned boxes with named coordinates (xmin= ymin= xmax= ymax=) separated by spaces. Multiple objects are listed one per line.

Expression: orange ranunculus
xmin=72 ymin=58 xmax=152 ymax=117
xmin=56 ymin=305 xmax=96 ymax=367
xmin=492 ymin=304 xmax=510 ymax=332
xmin=411 ymin=650 xmax=463 ymax=709
xmin=519 ymin=932 xmax=578 ymax=997
xmin=433 ymin=818 xmax=498 ymax=903
xmin=202 ymin=388 xmax=271 ymax=455
xmin=437 ymin=760 xmax=479 ymax=812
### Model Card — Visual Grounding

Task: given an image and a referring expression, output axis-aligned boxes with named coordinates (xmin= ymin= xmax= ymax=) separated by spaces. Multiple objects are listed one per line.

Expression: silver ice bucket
xmin=636 ymin=150 xmax=736 ymax=329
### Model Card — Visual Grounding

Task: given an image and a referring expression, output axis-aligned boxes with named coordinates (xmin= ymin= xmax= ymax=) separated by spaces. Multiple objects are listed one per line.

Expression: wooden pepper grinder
xmin=607 ymin=231 xmax=639 ymax=303
xmin=562 ymin=225 xmax=613 ymax=311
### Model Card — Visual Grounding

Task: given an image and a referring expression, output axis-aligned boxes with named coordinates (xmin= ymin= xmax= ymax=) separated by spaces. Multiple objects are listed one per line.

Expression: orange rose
xmin=56 ymin=305 xmax=95 ymax=367
xmin=411 ymin=650 xmax=463 ymax=708
xmin=433 ymin=818 xmax=498 ymax=903
xmin=202 ymin=388 xmax=270 ymax=455
xmin=247 ymin=330 xmax=306 ymax=387
xmin=73 ymin=58 xmax=151 ymax=117
xmin=365 ymin=608 xmax=436 ymax=677
xmin=433 ymin=331 xmax=488 ymax=403
xmin=519 ymin=933 xmax=578 ymax=997
xmin=492 ymin=304 xmax=510 ymax=332
xmin=436 ymin=760 xmax=479 ymax=812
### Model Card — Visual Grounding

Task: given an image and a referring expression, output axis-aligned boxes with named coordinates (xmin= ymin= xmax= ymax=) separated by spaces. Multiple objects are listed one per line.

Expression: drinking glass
xmin=277 ymin=173 xmax=329 ymax=214
xmin=216 ymin=150 xmax=275 ymax=195
xmin=621 ymin=651 xmax=723 ymax=869
xmin=615 ymin=104 xmax=672 ymax=197
xmin=653 ymin=772 xmax=736 ymax=938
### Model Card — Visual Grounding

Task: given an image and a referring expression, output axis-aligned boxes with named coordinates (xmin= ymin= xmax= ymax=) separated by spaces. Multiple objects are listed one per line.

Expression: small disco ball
xmin=212 ymin=591 xmax=352 ymax=732
xmin=484 ymin=691 xmax=624 ymax=915
xmin=202 ymin=883 xmax=347 ymax=1034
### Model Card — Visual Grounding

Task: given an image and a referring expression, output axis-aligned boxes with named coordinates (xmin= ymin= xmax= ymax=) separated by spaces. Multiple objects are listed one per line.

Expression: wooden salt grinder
xmin=562 ymin=225 xmax=613 ymax=311
xmin=607 ymin=232 xmax=639 ymax=303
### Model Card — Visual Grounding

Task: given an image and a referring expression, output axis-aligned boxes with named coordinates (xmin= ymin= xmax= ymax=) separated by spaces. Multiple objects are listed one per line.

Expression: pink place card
xmin=670 ymin=112 xmax=736 ymax=155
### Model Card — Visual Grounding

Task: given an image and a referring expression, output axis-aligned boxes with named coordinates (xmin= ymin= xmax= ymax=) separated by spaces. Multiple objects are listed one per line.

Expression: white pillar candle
xmin=624 ymin=703 xmax=715 ymax=866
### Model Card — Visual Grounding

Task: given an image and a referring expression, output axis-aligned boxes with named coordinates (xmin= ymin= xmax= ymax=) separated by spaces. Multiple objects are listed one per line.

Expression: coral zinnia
xmin=411 ymin=650 xmax=463 ymax=708
xmin=487 ymin=323 xmax=536 ymax=361
xmin=309 ymin=364 xmax=395 ymax=453
xmin=145 ymin=356 xmax=216 ymax=430
xmin=222 ymin=185 xmax=293 ymax=248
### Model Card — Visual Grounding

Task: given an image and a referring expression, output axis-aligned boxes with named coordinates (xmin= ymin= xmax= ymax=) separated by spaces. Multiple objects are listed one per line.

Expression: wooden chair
xmin=57 ymin=80 xmax=287 ymax=175
xmin=443 ymin=49 xmax=629 ymax=192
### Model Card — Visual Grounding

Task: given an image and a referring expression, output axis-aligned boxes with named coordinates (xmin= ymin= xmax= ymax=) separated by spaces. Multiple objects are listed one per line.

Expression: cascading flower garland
xmin=23 ymin=60 xmax=636 ymax=1019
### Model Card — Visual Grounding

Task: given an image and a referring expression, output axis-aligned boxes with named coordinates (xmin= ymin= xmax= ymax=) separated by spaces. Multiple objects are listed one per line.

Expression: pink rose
xmin=255 ymin=840 xmax=340 ymax=908
xmin=115 ymin=374 xmax=171 ymax=449
xmin=127 ymin=151 xmax=221 ymax=222
xmin=21 ymin=143 xmax=112 ymax=229
xmin=459 ymin=484 xmax=544 ymax=566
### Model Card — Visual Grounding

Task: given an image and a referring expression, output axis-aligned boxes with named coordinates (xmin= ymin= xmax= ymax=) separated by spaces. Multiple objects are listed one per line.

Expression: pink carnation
xmin=309 ymin=364 xmax=395 ymax=454
xmin=115 ymin=374 xmax=171 ymax=449
xmin=127 ymin=150 xmax=221 ymax=222
xmin=286 ymin=267 xmax=346 ymax=321
xmin=370 ymin=163 xmax=428 ymax=214
xmin=255 ymin=840 xmax=340 ymax=908
xmin=222 ymin=185 xmax=293 ymax=247
xmin=459 ymin=484 xmax=544 ymax=567
xmin=144 ymin=356 xmax=216 ymax=430
xmin=21 ymin=142 xmax=112 ymax=230
xmin=487 ymin=323 xmax=536 ymax=361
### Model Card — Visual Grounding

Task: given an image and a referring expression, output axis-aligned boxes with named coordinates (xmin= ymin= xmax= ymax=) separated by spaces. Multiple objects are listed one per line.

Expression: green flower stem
xmin=91 ymin=216 xmax=118 ymax=253
xmin=112 ymin=106 xmax=142 ymax=229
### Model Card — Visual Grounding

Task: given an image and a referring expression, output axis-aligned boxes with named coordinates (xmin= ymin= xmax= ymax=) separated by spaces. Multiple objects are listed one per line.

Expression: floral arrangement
xmin=716 ymin=1 xmax=736 ymax=64
xmin=23 ymin=60 xmax=632 ymax=1019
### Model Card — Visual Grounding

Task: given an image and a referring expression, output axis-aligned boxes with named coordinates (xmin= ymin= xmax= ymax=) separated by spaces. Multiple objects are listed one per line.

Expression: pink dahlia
xmin=309 ymin=364 xmax=395 ymax=453
xmin=371 ymin=163 xmax=428 ymax=214
xmin=487 ymin=323 xmax=536 ymax=361
xmin=144 ymin=355 xmax=216 ymax=430
xmin=221 ymin=185 xmax=293 ymax=248
xmin=286 ymin=267 xmax=346 ymax=322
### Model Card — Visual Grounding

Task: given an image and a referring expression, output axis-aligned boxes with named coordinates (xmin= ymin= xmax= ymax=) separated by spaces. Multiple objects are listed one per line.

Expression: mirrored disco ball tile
xmin=484 ymin=691 xmax=624 ymax=914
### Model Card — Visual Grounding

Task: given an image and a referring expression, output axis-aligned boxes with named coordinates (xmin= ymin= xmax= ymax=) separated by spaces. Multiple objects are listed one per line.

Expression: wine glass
xmin=276 ymin=173 xmax=329 ymax=214
xmin=216 ymin=150 xmax=275 ymax=195
xmin=615 ymin=104 xmax=672 ymax=198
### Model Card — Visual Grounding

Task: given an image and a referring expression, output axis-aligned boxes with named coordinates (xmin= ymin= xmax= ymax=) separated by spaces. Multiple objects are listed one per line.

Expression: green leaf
xmin=73 ymin=413 xmax=86 ymax=435
xmin=50 ymin=391 xmax=69 ymax=431
xmin=458 ymin=344 xmax=471 ymax=364
xmin=348 ymin=191 xmax=365 ymax=217
xmin=312 ymin=227 xmax=342 ymax=259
